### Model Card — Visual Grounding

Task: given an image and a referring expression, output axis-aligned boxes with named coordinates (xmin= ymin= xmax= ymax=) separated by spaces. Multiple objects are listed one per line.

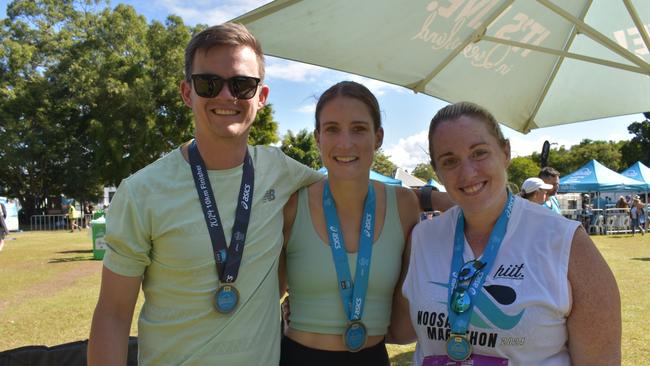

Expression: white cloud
xmin=264 ymin=58 xmax=405 ymax=97
xmin=266 ymin=58 xmax=327 ymax=82
xmin=384 ymin=130 xmax=430 ymax=171
xmin=296 ymin=103 xmax=316 ymax=114
xmin=159 ymin=0 xmax=271 ymax=25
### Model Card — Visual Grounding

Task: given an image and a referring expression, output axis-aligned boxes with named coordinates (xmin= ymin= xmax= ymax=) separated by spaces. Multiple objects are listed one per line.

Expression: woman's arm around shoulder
xmin=567 ymin=226 xmax=621 ymax=365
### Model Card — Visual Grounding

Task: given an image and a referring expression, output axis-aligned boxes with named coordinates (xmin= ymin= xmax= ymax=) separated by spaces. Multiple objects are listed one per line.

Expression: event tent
xmin=620 ymin=161 xmax=650 ymax=190
xmin=394 ymin=168 xmax=426 ymax=187
xmin=559 ymin=159 xmax=647 ymax=192
xmin=317 ymin=167 xmax=402 ymax=186
xmin=426 ymin=179 xmax=447 ymax=193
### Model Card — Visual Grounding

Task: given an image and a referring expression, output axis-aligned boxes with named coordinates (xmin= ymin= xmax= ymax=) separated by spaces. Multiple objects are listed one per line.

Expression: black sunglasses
xmin=191 ymin=74 xmax=261 ymax=100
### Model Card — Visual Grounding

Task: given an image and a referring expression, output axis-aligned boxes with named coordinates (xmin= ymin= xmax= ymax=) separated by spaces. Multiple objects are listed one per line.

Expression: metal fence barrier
xmin=29 ymin=214 xmax=93 ymax=231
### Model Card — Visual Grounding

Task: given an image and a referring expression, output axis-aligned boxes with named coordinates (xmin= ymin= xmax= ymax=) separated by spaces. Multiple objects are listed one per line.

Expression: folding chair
xmin=620 ymin=215 xmax=631 ymax=234
xmin=589 ymin=215 xmax=604 ymax=235
xmin=605 ymin=214 xmax=617 ymax=235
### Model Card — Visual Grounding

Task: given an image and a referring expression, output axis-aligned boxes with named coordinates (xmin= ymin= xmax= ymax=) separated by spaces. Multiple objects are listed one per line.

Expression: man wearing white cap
xmin=519 ymin=177 xmax=554 ymax=205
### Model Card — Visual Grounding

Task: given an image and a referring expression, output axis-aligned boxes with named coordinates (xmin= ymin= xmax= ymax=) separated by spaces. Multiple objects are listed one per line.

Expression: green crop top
xmin=285 ymin=183 xmax=405 ymax=336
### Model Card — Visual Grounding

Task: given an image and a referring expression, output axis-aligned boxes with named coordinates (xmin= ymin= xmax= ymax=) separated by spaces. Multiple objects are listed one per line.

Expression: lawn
xmin=1 ymin=231 xmax=648 ymax=365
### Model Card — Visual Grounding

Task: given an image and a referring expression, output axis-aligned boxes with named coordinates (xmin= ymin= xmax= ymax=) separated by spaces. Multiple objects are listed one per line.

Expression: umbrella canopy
xmin=235 ymin=0 xmax=650 ymax=133
xmin=620 ymin=161 xmax=650 ymax=189
xmin=559 ymin=159 xmax=647 ymax=192
xmin=317 ymin=167 xmax=402 ymax=186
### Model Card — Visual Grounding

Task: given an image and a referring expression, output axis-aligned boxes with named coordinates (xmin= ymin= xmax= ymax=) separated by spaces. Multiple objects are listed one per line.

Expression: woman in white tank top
xmin=392 ymin=102 xmax=621 ymax=365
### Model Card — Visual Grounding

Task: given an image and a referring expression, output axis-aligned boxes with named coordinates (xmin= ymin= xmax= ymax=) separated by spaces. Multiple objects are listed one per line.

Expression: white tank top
xmin=403 ymin=196 xmax=580 ymax=366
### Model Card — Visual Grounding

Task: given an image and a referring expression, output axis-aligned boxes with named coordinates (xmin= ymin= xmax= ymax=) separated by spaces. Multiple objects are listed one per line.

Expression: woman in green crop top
xmin=279 ymin=81 xmax=420 ymax=366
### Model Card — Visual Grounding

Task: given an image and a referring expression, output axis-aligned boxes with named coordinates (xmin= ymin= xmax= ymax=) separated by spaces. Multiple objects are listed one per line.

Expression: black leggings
xmin=280 ymin=335 xmax=390 ymax=366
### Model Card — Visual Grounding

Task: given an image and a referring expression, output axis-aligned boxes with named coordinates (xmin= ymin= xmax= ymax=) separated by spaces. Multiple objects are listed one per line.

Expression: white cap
xmin=521 ymin=177 xmax=553 ymax=194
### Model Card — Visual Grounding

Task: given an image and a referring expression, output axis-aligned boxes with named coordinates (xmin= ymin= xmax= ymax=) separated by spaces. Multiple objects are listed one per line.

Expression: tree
xmin=248 ymin=104 xmax=279 ymax=146
xmin=507 ymin=156 xmax=540 ymax=190
xmin=0 ymin=1 xmax=197 ymax=218
xmin=280 ymin=129 xmax=321 ymax=169
xmin=411 ymin=162 xmax=437 ymax=182
xmin=67 ymin=5 xmax=195 ymax=187
xmin=0 ymin=0 xmax=98 ymax=217
xmin=372 ymin=149 xmax=397 ymax=177
xmin=621 ymin=119 xmax=650 ymax=167
xmin=531 ymin=139 xmax=624 ymax=176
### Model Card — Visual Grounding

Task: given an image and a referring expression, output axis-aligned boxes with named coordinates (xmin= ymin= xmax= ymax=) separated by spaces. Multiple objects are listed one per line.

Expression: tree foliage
xmin=248 ymin=104 xmax=279 ymax=146
xmin=280 ymin=129 xmax=321 ymax=170
xmin=411 ymin=163 xmax=437 ymax=182
xmin=530 ymin=139 xmax=625 ymax=176
xmin=0 ymin=1 xmax=281 ymax=219
xmin=372 ymin=149 xmax=397 ymax=177
xmin=507 ymin=156 xmax=540 ymax=190
xmin=621 ymin=119 xmax=650 ymax=167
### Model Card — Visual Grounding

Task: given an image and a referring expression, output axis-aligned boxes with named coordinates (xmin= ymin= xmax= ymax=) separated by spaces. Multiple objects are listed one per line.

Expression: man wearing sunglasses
xmin=89 ymin=23 xmax=322 ymax=366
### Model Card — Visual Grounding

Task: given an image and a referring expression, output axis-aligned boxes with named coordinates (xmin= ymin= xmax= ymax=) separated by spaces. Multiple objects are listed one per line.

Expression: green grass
xmin=1 ymin=231 xmax=649 ymax=365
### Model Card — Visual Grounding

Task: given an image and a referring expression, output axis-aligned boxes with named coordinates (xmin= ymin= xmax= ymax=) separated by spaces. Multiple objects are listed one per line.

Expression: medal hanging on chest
xmin=445 ymin=193 xmax=514 ymax=361
xmin=214 ymin=284 xmax=240 ymax=314
xmin=188 ymin=140 xmax=254 ymax=315
xmin=323 ymin=181 xmax=376 ymax=352
xmin=446 ymin=334 xmax=473 ymax=361
xmin=344 ymin=320 xmax=368 ymax=352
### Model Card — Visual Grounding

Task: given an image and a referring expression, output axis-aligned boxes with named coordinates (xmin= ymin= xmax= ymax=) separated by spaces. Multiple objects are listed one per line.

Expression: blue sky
xmin=2 ymin=0 xmax=645 ymax=170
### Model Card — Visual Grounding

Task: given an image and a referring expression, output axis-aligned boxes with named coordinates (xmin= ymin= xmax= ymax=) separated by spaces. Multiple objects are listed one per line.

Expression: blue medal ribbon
xmin=323 ymin=181 xmax=375 ymax=322
xmin=447 ymin=192 xmax=514 ymax=336
xmin=188 ymin=140 xmax=254 ymax=284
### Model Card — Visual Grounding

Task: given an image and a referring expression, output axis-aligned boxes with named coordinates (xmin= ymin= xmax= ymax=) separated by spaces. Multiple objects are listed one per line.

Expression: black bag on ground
xmin=0 ymin=337 xmax=138 ymax=366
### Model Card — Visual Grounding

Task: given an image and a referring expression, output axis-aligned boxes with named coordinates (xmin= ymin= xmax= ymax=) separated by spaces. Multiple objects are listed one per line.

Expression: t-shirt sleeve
xmin=282 ymin=152 xmax=324 ymax=192
xmin=102 ymin=178 xmax=152 ymax=277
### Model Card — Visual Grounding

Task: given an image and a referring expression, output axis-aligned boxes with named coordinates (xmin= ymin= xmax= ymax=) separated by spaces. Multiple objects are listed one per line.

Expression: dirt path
xmin=0 ymin=261 xmax=101 ymax=313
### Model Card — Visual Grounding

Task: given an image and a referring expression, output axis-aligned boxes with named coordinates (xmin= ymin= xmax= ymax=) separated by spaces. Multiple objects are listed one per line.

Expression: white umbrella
xmin=234 ymin=0 xmax=650 ymax=133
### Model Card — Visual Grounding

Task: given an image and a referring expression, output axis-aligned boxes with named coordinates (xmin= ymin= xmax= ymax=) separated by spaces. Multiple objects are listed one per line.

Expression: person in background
xmin=630 ymin=197 xmax=645 ymax=236
xmin=279 ymin=81 xmax=419 ymax=365
xmin=538 ymin=166 xmax=561 ymax=213
xmin=593 ymin=194 xmax=607 ymax=209
xmin=616 ymin=196 xmax=629 ymax=209
xmin=395 ymin=102 xmax=620 ymax=365
xmin=83 ymin=203 xmax=94 ymax=229
xmin=68 ymin=202 xmax=80 ymax=232
xmin=580 ymin=194 xmax=593 ymax=232
xmin=518 ymin=177 xmax=552 ymax=204
xmin=0 ymin=202 xmax=8 ymax=251
xmin=639 ymin=197 xmax=647 ymax=231
xmin=88 ymin=23 xmax=322 ymax=366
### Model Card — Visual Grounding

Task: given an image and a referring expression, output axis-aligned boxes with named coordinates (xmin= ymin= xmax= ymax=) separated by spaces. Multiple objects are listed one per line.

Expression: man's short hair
xmin=184 ymin=23 xmax=265 ymax=82
xmin=539 ymin=166 xmax=560 ymax=179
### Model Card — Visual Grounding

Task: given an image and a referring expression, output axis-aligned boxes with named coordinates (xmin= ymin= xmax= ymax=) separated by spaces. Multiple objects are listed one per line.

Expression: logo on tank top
xmin=492 ymin=263 xmax=525 ymax=280
xmin=429 ymin=281 xmax=525 ymax=330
